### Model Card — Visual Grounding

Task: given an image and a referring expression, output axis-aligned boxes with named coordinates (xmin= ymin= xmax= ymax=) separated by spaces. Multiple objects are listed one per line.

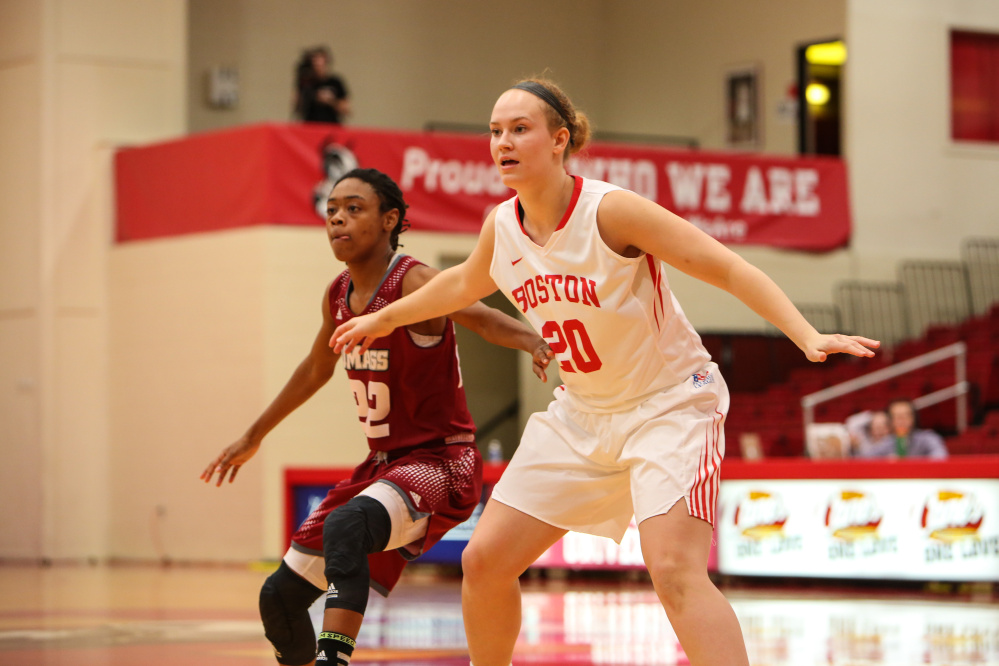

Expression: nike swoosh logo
xmin=512 ymin=257 xmax=523 ymax=265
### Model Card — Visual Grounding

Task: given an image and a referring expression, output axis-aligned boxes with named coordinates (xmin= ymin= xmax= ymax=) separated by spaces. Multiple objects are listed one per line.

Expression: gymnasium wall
xmin=847 ymin=0 xmax=999 ymax=280
xmin=186 ymin=0 xmax=843 ymax=152
xmin=0 ymin=1 xmax=45 ymax=559
xmin=0 ymin=0 xmax=187 ymax=562
xmin=186 ymin=0 xmax=609 ymax=135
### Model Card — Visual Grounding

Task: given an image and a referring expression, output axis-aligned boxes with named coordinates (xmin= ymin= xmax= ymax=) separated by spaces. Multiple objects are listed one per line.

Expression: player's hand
xmin=201 ymin=436 xmax=260 ymax=487
xmin=330 ymin=314 xmax=393 ymax=354
xmin=531 ymin=340 xmax=555 ymax=383
xmin=802 ymin=333 xmax=880 ymax=363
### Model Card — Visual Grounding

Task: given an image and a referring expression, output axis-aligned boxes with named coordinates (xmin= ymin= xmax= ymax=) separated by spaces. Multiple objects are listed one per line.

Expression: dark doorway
xmin=797 ymin=39 xmax=844 ymax=156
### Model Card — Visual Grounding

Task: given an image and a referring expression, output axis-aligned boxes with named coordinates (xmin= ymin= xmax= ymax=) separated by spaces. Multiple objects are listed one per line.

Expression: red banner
xmin=115 ymin=122 xmax=850 ymax=250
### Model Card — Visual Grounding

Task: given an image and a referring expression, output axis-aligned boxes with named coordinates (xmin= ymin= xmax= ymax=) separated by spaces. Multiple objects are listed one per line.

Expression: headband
xmin=512 ymin=81 xmax=574 ymax=143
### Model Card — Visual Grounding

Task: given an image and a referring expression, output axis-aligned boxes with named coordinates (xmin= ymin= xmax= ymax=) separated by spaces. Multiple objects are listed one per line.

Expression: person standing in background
xmin=294 ymin=46 xmax=351 ymax=124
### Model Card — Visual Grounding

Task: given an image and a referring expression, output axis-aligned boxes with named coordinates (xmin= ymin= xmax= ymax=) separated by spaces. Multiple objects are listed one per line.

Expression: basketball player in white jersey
xmin=331 ymin=78 xmax=880 ymax=666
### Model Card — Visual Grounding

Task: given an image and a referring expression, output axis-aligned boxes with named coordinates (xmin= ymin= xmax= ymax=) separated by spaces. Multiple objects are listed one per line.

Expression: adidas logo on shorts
xmin=316 ymin=649 xmax=327 ymax=661
xmin=327 ymin=582 xmax=338 ymax=599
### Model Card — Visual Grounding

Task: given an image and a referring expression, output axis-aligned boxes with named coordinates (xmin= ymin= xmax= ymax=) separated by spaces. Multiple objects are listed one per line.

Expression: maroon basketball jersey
xmin=329 ymin=255 xmax=476 ymax=452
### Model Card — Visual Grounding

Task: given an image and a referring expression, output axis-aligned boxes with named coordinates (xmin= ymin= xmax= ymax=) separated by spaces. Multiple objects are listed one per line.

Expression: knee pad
xmin=322 ymin=495 xmax=392 ymax=614
xmin=259 ymin=561 xmax=323 ymax=665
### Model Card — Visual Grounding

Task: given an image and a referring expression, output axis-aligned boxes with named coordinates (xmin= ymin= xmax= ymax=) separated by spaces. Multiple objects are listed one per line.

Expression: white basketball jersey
xmin=489 ymin=176 xmax=710 ymax=412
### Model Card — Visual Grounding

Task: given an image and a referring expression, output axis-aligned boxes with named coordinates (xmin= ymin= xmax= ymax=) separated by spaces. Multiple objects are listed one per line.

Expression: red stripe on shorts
xmin=709 ymin=409 xmax=724 ymax=524
xmin=693 ymin=427 xmax=708 ymax=519
xmin=690 ymin=409 xmax=723 ymax=524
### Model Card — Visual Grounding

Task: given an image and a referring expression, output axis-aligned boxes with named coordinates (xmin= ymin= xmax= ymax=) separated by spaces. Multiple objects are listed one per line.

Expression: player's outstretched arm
xmin=597 ymin=190 xmax=880 ymax=362
xmin=331 ymin=213 xmax=501 ymax=355
xmin=398 ymin=257 xmax=554 ymax=382
xmin=201 ymin=286 xmax=340 ymax=486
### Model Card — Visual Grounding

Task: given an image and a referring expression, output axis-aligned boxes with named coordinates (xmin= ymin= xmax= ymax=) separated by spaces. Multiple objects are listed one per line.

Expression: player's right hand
xmin=801 ymin=333 xmax=880 ymax=363
xmin=531 ymin=340 xmax=555 ymax=383
xmin=201 ymin=437 xmax=260 ymax=487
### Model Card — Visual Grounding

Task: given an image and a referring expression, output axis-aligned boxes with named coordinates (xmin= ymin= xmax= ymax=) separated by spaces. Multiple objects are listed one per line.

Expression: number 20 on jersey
xmin=542 ymin=319 xmax=602 ymax=373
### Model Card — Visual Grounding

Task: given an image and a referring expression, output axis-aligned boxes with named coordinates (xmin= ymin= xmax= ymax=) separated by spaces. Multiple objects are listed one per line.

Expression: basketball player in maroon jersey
xmin=202 ymin=168 xmax=552 ymax=666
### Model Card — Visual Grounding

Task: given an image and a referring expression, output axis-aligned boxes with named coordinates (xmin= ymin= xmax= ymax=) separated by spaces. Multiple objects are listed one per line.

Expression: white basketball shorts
xmin=491 ymin=363 xmax=728 ymax=543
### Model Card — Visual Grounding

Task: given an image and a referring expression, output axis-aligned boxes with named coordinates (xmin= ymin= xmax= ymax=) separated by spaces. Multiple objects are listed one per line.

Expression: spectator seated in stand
xmin=844 ymin=409 xmax=893 ymax=458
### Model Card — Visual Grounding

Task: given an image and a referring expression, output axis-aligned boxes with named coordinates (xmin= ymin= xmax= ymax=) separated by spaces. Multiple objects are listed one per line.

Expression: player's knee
xmin=645 ymin=552 xmax=705 ymax=608
xmin=646 ymin=549 xmax=686 ymax=582
xmin=323 ymin=505 xmax=366 ymax=580
xmin=322 ymin=496 xmax=391 ymax=578
xmin=322 ymin=496 xmax=391 ymax=615
xmin=259 ymin=562 xmax=323 ymax=665
xmin=460 ymin=539 xmax=483 ymax=578
xmin=461 ymin=537 xmax=500 ymax=583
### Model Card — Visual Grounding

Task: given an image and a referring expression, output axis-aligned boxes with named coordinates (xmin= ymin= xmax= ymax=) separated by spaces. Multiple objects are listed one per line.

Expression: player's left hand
xmin=331 ymin=313 xmax=393 ymax=354
xmin=531 ymin=340 xmax=555 ymax=382
xmin=802 ymin=333 xmax=880 ymax=363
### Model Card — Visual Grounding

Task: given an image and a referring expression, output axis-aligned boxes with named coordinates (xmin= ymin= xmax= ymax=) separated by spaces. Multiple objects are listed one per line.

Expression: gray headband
xmin=512 ymin=81 xmax=574 ymax=143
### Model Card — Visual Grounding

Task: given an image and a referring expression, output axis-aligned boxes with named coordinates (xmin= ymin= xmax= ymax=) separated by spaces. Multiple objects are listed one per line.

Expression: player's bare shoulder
xmin=400 ymin=262 xmax=440 ymax=298
xmin=482 ymin=204 xmax=500 ymax=227
xmin=399 ymin=262 xmax=449 ymax=335
xmin=481 ymin=205 xmax=500 ymax=240
xmin=596 ymin=189 xmax=647 ymax=259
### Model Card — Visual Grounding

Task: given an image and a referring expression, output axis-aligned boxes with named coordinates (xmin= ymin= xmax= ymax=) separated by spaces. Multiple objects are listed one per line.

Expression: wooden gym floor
xmin=0 ymin=562 xmax=996 ymax=665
